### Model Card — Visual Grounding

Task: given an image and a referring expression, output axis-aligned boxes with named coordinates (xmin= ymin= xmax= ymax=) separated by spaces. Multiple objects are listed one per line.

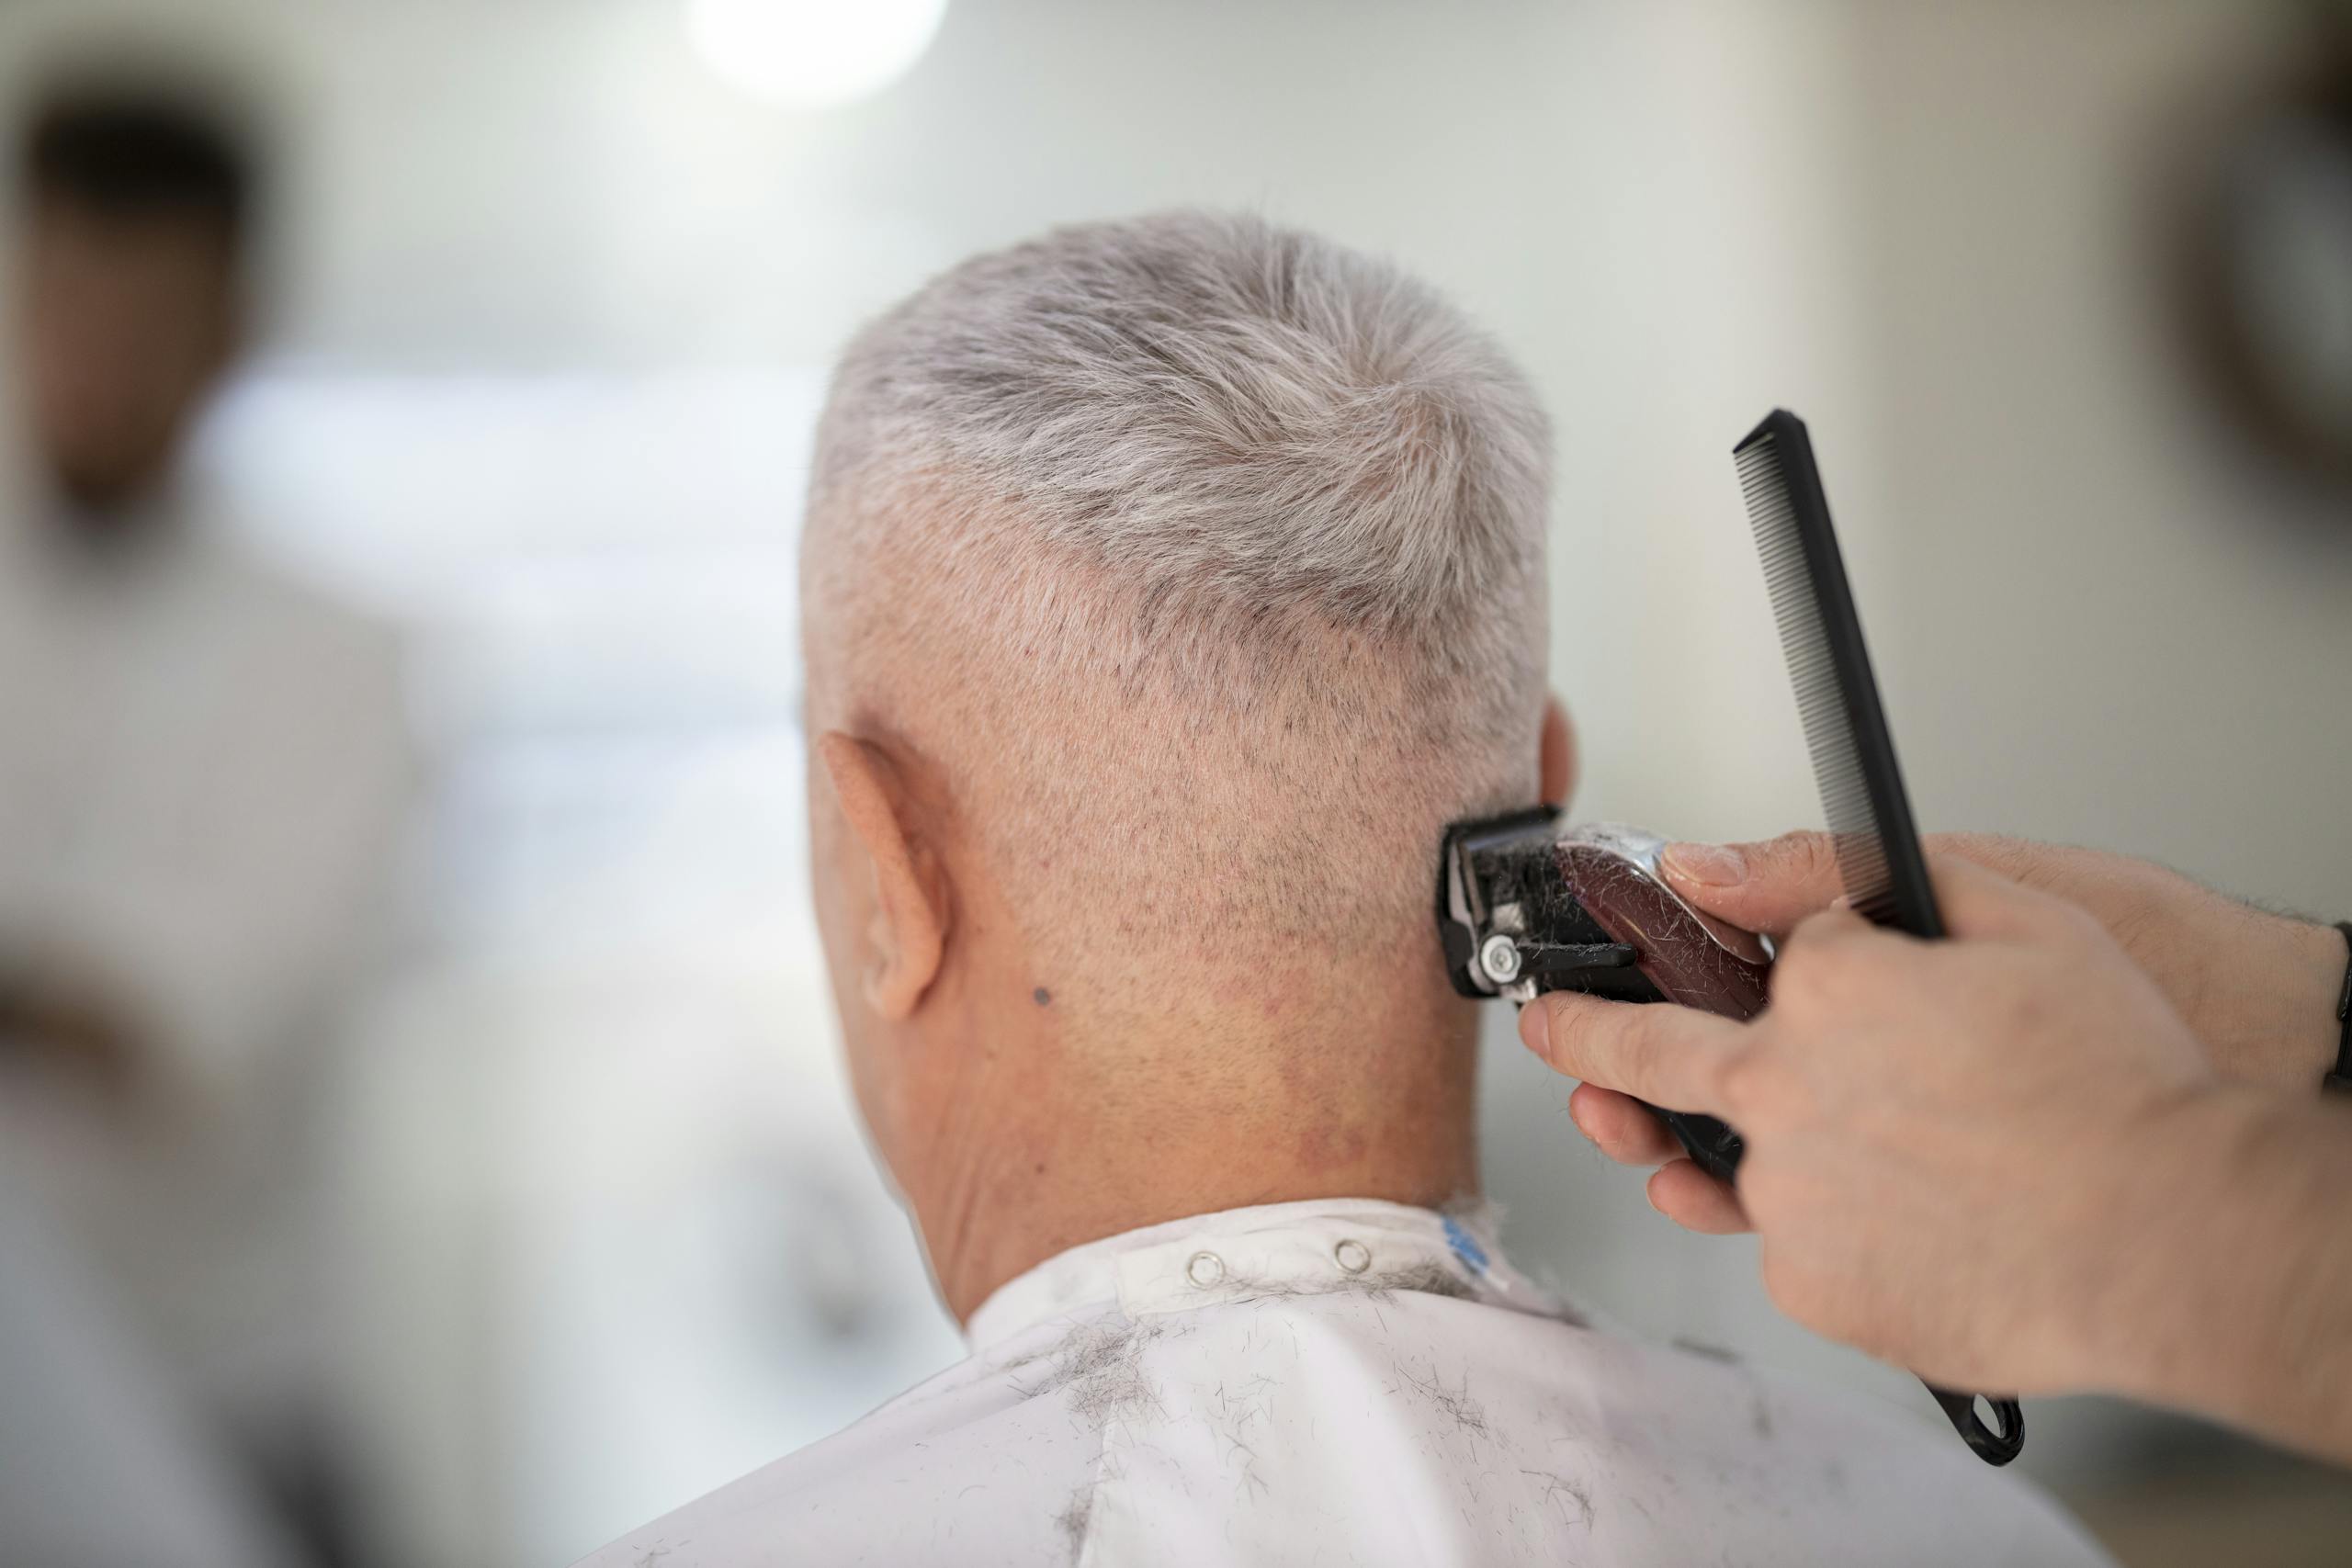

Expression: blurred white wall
xmin=1849 ymin=1 xmax=2352 ymax=915
xmin=2 ymin=2 xmax=2344 ymax=1564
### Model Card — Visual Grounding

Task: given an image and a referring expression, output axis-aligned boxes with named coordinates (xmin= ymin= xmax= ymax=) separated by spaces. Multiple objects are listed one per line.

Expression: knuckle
xmin=1935 ymin=831 xmax=2035 ymax=881
xmin=1768 ymin=929 xmax=1842 ymax=1008
xmin=1790 ymin=905 xmax=1857 ymax=945
xmin=1758 ymin=829 xmax=1838 ymax=883
xmin=1713 ymin=1039 xmax=1770 ymax=1108
xmin=1712 ymin=1034 xmax=1769 ymax=1100
xmin=1724 ymin=1040 xmax=1810 ymax=1129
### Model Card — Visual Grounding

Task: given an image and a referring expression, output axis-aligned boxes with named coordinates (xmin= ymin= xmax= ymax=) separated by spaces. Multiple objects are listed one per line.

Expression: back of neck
xmin=915 ymin=970 xmax=1482 ymax=1322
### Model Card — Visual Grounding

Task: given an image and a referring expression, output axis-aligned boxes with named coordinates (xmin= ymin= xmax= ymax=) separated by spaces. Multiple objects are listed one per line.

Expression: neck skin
xmin=897 ymin=884 xmax=1483 ymax=1324
xmin=807 ymin=682 xmax=1566 ymax=1331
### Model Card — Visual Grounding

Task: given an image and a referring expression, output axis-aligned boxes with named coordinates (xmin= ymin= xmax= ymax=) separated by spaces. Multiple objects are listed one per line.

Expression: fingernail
xmin=1663 ymin=842 xmax=1746 ymax=886
xmin=1518 ymin=999 xmax=1550 ymax=1058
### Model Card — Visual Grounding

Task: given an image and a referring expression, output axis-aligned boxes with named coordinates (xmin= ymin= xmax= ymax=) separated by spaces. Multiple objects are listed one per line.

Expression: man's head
xmin=13 ymin=86 xmax=254 ymax=521
xmin=800 ymin=213 xmax=1564 ymax=1301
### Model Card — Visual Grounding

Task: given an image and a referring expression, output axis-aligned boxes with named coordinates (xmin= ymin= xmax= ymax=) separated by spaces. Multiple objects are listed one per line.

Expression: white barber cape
xmin=579 ymin=1199 xmax=2111 ymax=1567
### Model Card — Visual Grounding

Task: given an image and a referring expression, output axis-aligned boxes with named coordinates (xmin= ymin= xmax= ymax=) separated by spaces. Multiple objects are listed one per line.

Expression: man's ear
xmin=815 ymin=731 xmax=951 ymax=1021
xmin=1539 ymin=693 xmax=1577 ymax=807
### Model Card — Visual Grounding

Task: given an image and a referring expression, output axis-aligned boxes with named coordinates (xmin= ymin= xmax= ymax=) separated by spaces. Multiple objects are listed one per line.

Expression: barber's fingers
xmin=1766 ymin=872 xmax=2041 ymax=1001
xmin=1648 ymin=1159 xmax=1753 ymax=1235
xmin=1665 ymin=830 xmax=2083 ymax=948
xmin=1569 ymin=1077 xmax=1754 ymax=1233
xmin=1923 ymin=851 xmax=2086 ymax=942
xmin=1567 ymin=1082 xmax=1684 ymax=1165
xmin=1520 ymin=992 xmax=1744 ymax=1116
xmin=1659 ymin=831 xmax=1846 ymax=938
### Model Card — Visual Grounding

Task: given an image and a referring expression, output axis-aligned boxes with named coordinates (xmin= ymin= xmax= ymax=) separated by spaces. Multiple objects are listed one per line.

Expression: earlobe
xmin=1540 ymin=693 xmax=1577 ymax=807
xmin=815 ymin=731 xmax=950 ymax=1021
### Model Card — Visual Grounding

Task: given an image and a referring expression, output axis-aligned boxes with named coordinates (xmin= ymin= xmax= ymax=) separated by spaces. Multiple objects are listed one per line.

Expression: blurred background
xmin=0 ymin=2 xmax=2345 ymax=1564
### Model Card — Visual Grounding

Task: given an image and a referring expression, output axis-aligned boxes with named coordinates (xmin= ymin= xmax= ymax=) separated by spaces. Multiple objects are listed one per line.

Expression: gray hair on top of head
xmin=810 ymin=210 xmax=1547 ymax=658
xmin=804 ymin=210 xmax=1552 ymax=965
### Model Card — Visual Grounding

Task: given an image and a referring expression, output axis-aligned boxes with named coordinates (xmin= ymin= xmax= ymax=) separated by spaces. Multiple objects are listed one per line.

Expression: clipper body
xmin=1440 ymin=808 xmax=1768 ymax=1183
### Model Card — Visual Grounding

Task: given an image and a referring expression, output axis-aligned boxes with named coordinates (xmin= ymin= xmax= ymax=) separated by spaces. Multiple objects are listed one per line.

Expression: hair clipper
xmin=1438 ymin=807 xmax=1764 ymax=1181
xmin=1434 ymin=410 xmax=2026 ymax=1468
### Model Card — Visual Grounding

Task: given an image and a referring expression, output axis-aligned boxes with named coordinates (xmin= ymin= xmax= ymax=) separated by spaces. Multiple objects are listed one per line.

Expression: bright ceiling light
xmin=684 ymin=0 xmax=948 ymax=109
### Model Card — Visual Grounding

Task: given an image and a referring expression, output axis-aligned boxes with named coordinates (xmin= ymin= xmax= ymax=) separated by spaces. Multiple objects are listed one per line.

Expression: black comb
xmin=1736 ymin=410 xmax=1939 ymax=934
xmin=1734 ymin=408 xmax=2025 ymax=1468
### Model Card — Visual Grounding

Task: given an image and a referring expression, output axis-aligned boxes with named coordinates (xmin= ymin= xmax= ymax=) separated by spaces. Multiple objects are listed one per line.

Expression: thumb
xmin=1660 ymin=830 xmax=1847 ymax=938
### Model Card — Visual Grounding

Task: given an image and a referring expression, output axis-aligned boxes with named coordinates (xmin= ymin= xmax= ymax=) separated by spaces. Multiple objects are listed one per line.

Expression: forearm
xmin=2104 ymin=1088 xmax=2352 ymax=1464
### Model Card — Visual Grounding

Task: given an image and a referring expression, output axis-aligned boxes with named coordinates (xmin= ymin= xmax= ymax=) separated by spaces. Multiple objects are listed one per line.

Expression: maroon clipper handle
xmin=1555 ymin=841 xmax=1771 ymax=1022
xmin=1554 ymin=834 xmax=1770 ymax=1185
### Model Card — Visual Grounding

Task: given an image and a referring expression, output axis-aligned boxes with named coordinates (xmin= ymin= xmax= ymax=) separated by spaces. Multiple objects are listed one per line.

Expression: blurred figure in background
xmin=0 ymin=80 xmax=413 ymax=1565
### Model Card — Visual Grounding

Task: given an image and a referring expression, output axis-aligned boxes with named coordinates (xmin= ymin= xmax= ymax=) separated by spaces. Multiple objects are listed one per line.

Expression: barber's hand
xmin=1563 ymin=831 xmax=2346 ymax=1235
xmin=1521 ymin=855 xmax=2224 ymax=1393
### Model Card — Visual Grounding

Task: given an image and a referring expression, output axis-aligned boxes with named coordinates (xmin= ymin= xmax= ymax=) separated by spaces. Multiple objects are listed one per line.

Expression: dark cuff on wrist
xmin=2325 ymin=922 xmax=2352 ymax=1095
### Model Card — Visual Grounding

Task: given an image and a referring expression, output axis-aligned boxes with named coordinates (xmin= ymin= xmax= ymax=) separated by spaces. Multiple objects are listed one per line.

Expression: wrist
xmin=2088 ymin=1087 xmax=2351 ymax=1435
xmin=2073 ymin=1086 xmax=2267 ymax=1408
xmin=2213 ymin=913 xmax=2346 ymax=1093
xmin=2272 ymin=917 xmax=2347 ymax=1090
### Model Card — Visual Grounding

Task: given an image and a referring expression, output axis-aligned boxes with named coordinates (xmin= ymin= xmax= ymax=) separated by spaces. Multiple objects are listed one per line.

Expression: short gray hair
xmin=804 ymin=211 xmax=1551 ymax=973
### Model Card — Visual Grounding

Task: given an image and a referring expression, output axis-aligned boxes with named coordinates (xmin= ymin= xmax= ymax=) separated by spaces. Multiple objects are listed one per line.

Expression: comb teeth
xmin=1735 ymin=427 xmax=1897 ymax=924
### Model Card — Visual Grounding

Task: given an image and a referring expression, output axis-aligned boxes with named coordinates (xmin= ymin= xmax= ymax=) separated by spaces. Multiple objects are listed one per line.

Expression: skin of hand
xmin=1521 ymin=854 xmax=2352 ymax=1461
xmin=1563 ymin=831 xmax=2348 ymax=1235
